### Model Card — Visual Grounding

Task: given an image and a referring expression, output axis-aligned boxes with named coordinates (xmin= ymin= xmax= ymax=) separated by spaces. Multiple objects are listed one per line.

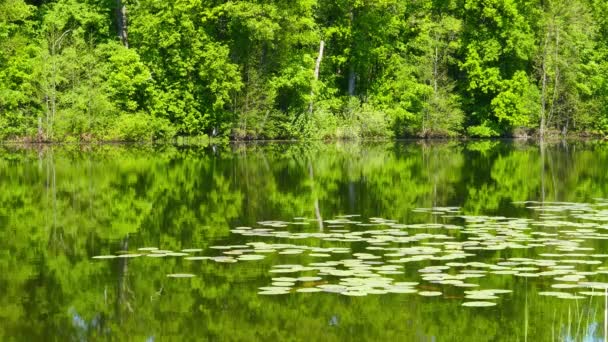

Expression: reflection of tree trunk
xmin=308 ymin=161 xmax=323 ymax=231
xmin=433 ymin=146 xmax=438 ymax=208
xmin=116 ymin=237 xmax=133 ymax=324
xmin=243 ymin=147 xmax=250 ymax=194
xmin=348 ymin=182 xmax=356 ymax=212
xmin=313 ymin=200 xmax=323 ymax=231
xmin=88 ymin=156 xmax=94 ymax=218
xmin=546 ymin=144 xmax=558 ymax=200
xmin=45 ymin=150 xmax=58 ymax=243
xmin=423 ymin=145 xmax=438 ymax=224
xmin=605 ymin=288 xmax=608 ymax=342
xmin=524 ymin=278 xmax=529 ymax=342
xmin=540 ymin=141 xmax=546 ymax=205
xmin=53 ymin=152 xmax=57 ymax=231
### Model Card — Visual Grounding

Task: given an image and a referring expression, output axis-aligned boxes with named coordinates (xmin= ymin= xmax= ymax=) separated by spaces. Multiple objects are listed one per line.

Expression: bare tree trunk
xmin=50 ymin=39 xmax=60 ymax=139
xmin=540 ymin=32 xmax=549 ymax=140
xmin=48 ymin=29 xmax=71 ymax=140
xmin=38 ymin=117 xmax=43 ymax=142
xmin=347 ymin=8 xmax=356 ymax=96
xmin=116 ymin=0 xmax=128 ymax=48
xmin=433 ymin=45 xmax=438 ymax=95
xmin=42 ymin=51 xmax=50 ymax=140
xmin=51 ymin=36 xmax=57 ymax=138
xmin=425 ymin=39 xmax=440 ymax=136
xmin=549 ymin=24 xmax=559 ymax=129
xmin=313 ymin=40 xmax=325 ymax=81
xmin=308 ymin=40 xmax=325 ymax=114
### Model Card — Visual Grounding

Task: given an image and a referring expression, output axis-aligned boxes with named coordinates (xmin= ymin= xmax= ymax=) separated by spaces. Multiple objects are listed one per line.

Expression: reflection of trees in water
xmin=0 ymin=142 xmax=608 ymax=339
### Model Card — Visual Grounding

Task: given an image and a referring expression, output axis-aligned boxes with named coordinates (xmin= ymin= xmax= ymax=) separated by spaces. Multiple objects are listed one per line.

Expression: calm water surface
xmin=1 ymin=140 xmax=608 ymax=341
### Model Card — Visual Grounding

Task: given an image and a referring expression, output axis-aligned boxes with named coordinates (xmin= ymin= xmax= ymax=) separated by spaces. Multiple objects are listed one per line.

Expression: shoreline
xmin=1 ymin=135 xmax=606 ymax=147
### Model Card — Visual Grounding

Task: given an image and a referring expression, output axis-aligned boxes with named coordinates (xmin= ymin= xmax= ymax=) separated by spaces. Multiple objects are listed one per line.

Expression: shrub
xmin=107 ymin=113 xmax=175 ymax=142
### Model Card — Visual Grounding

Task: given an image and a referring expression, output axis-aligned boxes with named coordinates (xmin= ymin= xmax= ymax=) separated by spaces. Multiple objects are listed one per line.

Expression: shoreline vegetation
xmin=2 ymin=134 xmax=608 ymax=145
xmin=2 ymin=1 xmax=608 ymax=143
xmin=2 ymin=126 xmax=608 ymax=144
xmin=2 ymin=125 xmax=607 ymax=145
xmin=2 ymin=135 xmax=607 ymax=150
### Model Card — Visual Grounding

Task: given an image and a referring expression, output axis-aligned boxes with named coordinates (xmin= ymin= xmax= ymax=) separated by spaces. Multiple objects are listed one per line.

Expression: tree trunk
xmin=50 ymin=36 xmax=57 ymax=138
xmin=426 ymin=39 xmax=440 ymax=136
xmin=347 ymin=8 xmax=356 ymax=96
xmin=433 ymin=45 xmax=438 ymax=95
xmin=116 ymin=0 xmax=128 ymax=48
xmin=549 ymin=26 xmax=559 ymax=130
xmin=38 ymin=117 xmax=43 ymax=142
xmin=348 ymin=65 xmax=356 ymax=96
xmin=540 ymin=32 xmax=549 ymax=139
xmin=308 ymin=40 xmax=325 ymax=114
xmin=48 ymin=29 xmax=72 ymax=140
xmin=313 ymin=40 xmax=324 ymax=81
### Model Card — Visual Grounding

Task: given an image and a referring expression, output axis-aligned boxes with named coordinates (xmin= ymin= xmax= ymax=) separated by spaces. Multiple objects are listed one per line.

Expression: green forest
xmin=2 ymin=0 xmax=608 ymax=141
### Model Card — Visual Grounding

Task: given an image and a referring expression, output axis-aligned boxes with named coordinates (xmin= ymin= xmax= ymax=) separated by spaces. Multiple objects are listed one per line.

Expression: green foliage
xmin=99 ymin=43 xmax=152 ymax=112
xmin=295 ymin=107 xmax=340 ymax=140
xmin=1 ymin=0 xmax=608 ymax=140
xmin=536 ymin=0 xmax=601 ymax=134
xmin=107 ymin=113 xmax=154 ymax=141
xmin=0 ymin=0 xmax=38 ymax=139
xmin=459 ymin=0 xmax=538 ymax=133
xmin=491 ymin=71 xmax=540 ymax=128
xmin=467 ymin=121 xmax=501 ymax=138
xmin=292 ymin=98 xmax=393 ymax=140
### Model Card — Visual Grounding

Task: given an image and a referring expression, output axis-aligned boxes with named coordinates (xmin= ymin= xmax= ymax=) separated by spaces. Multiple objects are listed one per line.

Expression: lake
xmin=1 ymin=140 xmax=608 ymax=341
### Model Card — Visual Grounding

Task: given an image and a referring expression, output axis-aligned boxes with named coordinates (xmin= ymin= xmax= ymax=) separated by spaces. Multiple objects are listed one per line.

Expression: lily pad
xmin=297 ymin=276 xmax=323 ymax=282
xmin=146 ymin=254 xmax=168 ymax=258
xmin=259 ymin=290 xmax=290 ymax=295
xmin=117 ymin=254 xmax=142 ymax=258
xmin=296 ymin=288 xmax=323 ymax=293
xmin=272 ymin=282 xmax=296 ymax=287
xmin=92 ymin=255 xmax=117 ymax=259
xmin=342 ymin=291 xmax=368 ymax=296
xmin=462 ymin=301 xmax=497 ymax=307
xmin=167 ymin=273 xmax=196 ymax=278
xmin=182 ymin=248 xmax=203 ymax=253
xmin=238 ymin=254 xmax=266 ymax=261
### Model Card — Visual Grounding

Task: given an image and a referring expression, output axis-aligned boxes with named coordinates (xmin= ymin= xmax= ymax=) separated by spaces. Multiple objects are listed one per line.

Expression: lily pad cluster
xmin=92 ymin=199 xmax=608 ymax=307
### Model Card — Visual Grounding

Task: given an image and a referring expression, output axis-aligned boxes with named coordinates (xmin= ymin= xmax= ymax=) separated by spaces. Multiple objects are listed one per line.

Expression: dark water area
xmin=1 ymin=140 xmax=608 ymax=341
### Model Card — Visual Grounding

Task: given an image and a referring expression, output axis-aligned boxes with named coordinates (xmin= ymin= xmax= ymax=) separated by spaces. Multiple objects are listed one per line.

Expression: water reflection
xmin=0 ymin=140 xmax=607 ymax=340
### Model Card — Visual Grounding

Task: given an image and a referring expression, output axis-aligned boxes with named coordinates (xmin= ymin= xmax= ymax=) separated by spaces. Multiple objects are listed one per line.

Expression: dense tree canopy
xmin=1 ymin=0 xmax=608 ymax=141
